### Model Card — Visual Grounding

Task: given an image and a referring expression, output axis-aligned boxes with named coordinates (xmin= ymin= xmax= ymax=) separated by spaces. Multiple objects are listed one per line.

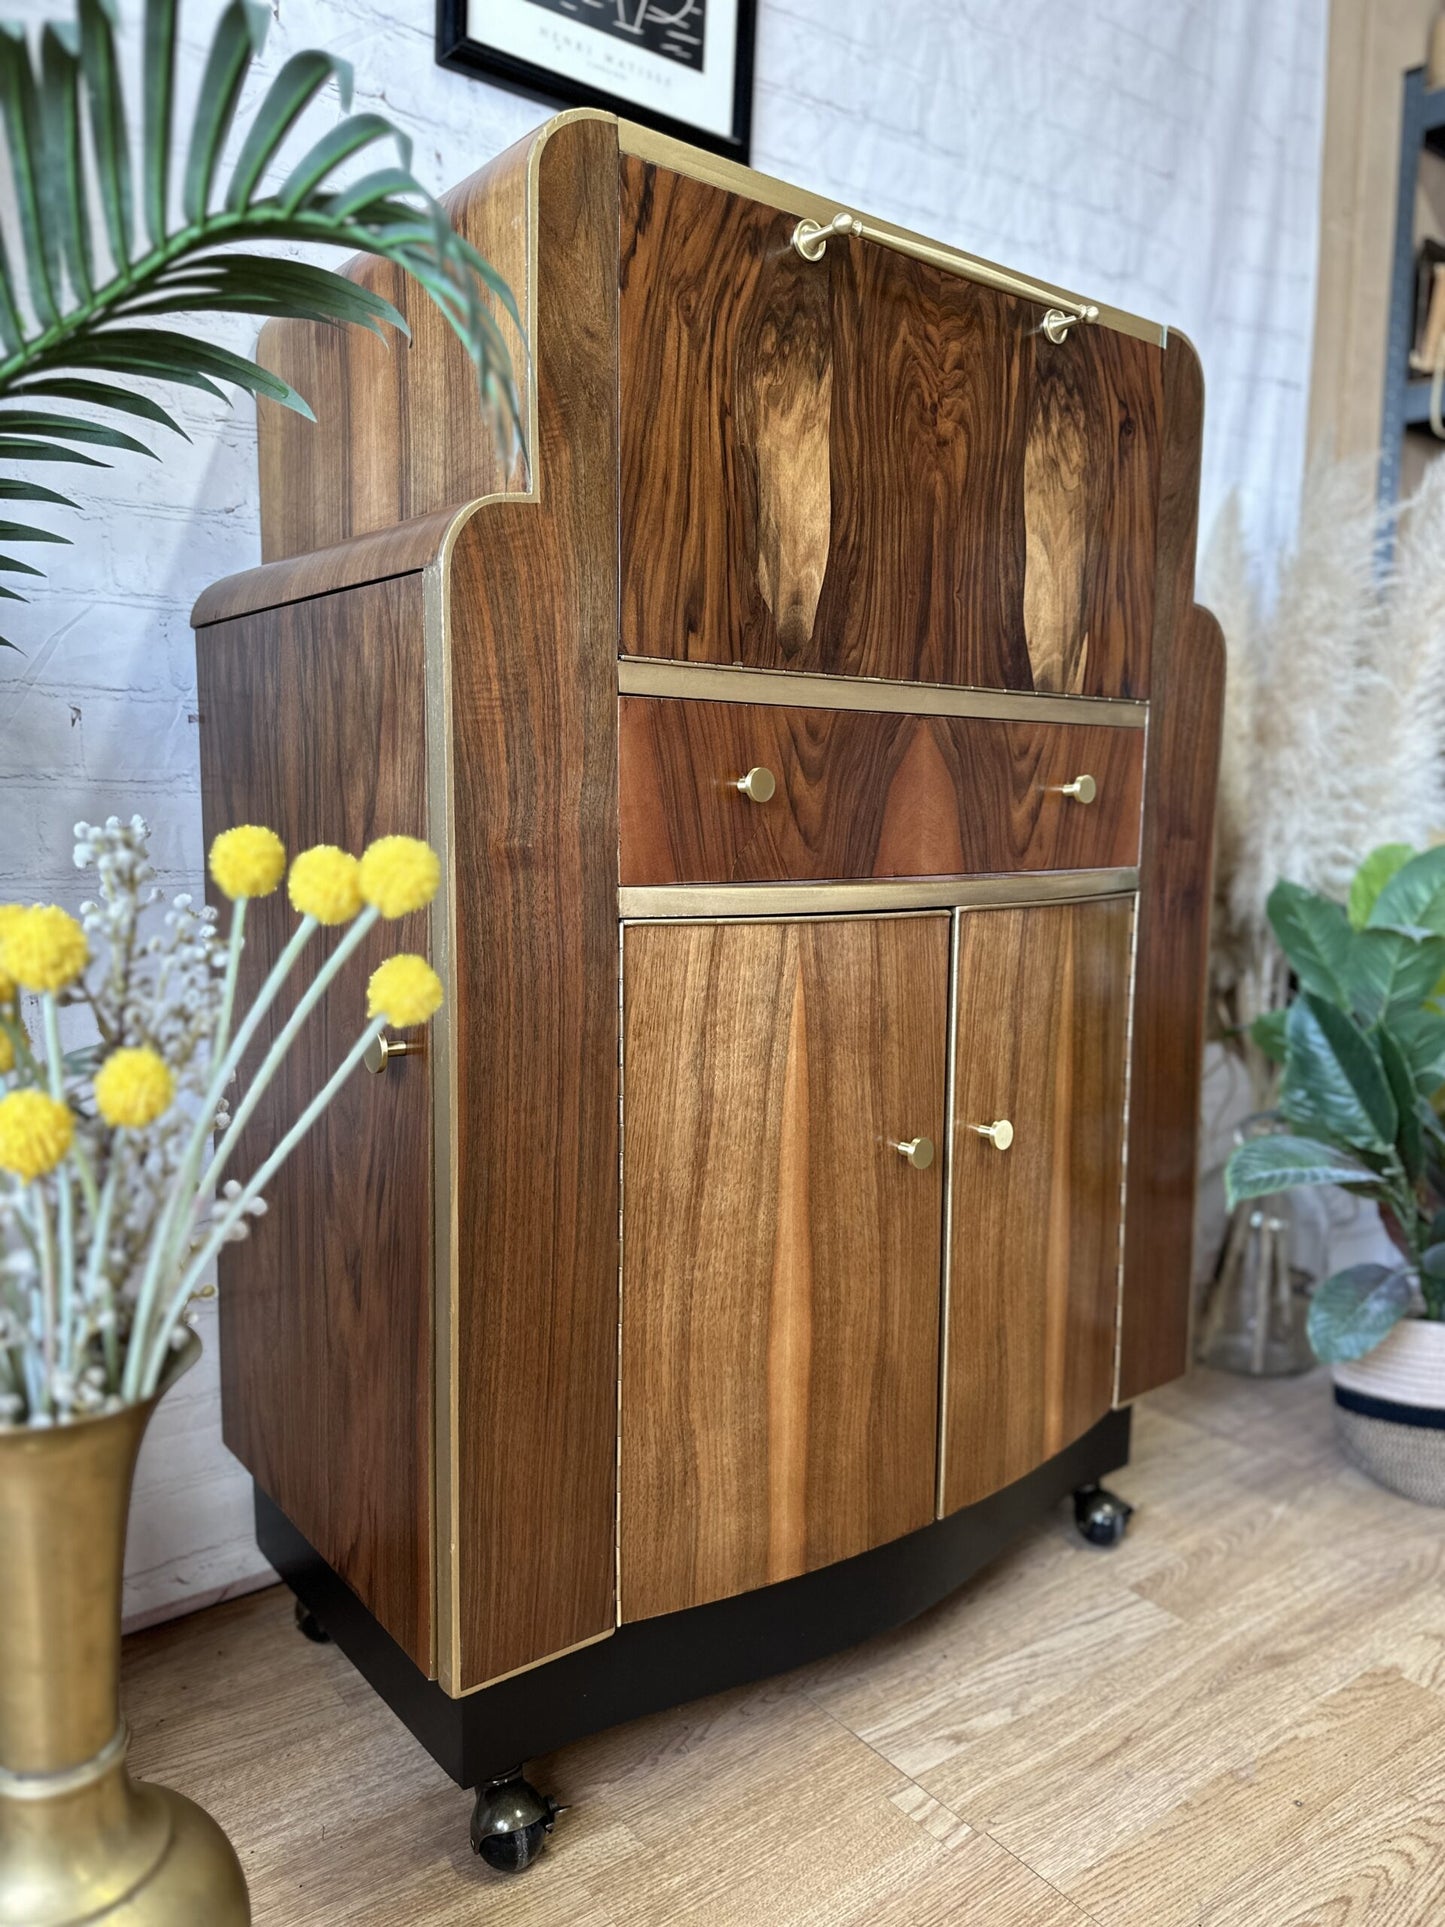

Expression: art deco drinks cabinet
xmin=193 ymin=109 xmax=1223 ymax=1859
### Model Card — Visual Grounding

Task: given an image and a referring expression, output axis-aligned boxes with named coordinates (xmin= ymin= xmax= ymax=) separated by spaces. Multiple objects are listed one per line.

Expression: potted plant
xmin=0 ymin=816 xmax=446 ymax=1922
xmin=1225 ymin=842 xmax=1445 ymax=1505
xmin=1198 ymin=466 xmax=1445 ymax=1373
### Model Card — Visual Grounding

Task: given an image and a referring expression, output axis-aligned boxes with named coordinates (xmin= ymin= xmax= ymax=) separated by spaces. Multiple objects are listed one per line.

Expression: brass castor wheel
xmin=293 ymin=1595 xmax=331 ymax=1643
xmin=1073 ymin=1483 xmax=1133 ymax=1547
xmin=470 ymin=1770 xmax=563 ymax=1873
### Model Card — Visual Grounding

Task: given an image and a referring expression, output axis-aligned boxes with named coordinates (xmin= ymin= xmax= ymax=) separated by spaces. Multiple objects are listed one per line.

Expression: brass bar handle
xmin=365 ymin=1032 xmax=423 ymax=1076
xmin=894 ymin=1135 xmax=935 ymax=1170
xmin=790 ymin=211 xmax=1099 ymax=339
xmin=736 ymin=765 xmax=777 ymax=804
xmin=968 ymin=1118 xmax=1015 ymax=1151
xmin=1049 ymin=774 xmax=1097 ymax=805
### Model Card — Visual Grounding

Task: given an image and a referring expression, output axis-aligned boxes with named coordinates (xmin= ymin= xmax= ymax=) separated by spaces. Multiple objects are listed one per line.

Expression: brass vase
xmin=0 ymin=1334 xmax=251 ymax=1925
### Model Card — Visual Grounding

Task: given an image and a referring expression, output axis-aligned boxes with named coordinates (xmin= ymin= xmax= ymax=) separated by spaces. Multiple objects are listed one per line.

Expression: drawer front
xmin=619 ymin=156 xmax=1163 ymax=697
xmin=618 ymin=697 xmax=1144 ymax=885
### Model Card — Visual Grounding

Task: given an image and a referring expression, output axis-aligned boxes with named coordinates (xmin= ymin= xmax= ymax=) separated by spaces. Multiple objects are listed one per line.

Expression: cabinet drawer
xmin=618 ymin=697 xmax=1143 ymax=886
xmin=619 ymin=157 xmax=1163 ymax=696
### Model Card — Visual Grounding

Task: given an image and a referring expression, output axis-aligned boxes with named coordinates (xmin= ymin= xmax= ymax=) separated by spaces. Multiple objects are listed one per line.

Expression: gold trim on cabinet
xmin=792 ymin=211 xmax=1099 ymax=337
xmin=617 ymin=658 xmax=1148 ymax=729
xmin=616 ymin=118 xmax=1166 ymax=350
xmin=619 ymin=870 xmax=1139 ymax=922
xmin=1111 ymin=893 xmax=1142 ymax=1409
xmin=935 ymin=909 xmax=962 ymax=1520
xmin=426 ymin=108 xmax=601 ymax=1699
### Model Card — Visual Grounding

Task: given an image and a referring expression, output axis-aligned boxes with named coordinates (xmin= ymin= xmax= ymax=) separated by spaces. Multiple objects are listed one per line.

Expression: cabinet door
xmin=619 ymin=156 xmax=1162 ymax=696
xmin=942 ymin=899 xmax=1133 ymax=1513
xmin=620 ymin=915 xmax=947 ymax=1622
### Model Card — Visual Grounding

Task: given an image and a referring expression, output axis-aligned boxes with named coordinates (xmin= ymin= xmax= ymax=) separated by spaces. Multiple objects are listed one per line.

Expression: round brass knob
xmin=365 ymin=1032 xmax=423 ymax=1075
xmin=969 ymin=1118 xmax=1014 ymax=1151
xmin=736 ymin=765 xmax=777 ymax=804
xmin=896 ymin=1136 xmax=935 ymax=1170
xmin=1053 ymin=774 xmax=1097 ymax=805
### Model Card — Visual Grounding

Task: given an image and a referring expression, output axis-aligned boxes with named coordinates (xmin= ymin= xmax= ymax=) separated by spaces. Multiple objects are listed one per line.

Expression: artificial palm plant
xmin=0 ymin=0 xmax=523 ymax=648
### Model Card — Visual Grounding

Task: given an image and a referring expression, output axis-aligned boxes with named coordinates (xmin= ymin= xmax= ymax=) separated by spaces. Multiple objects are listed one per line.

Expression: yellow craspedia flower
xmin=358 ymin=836 xmax=440 ymax=920
xmin=209 ymin=825 xmax=286 ymax=900
xmin=94 ymin=1046 xmax=175 ymax=1129
xmin=0 ymin=904 xmax=23 ymax=1003
xmin=367 ymin=955 xmax=444 ymax=1028
xmin=0 ymin=1090 xmax=74 ymax=1182
xmin=3 ymin=905 xmax=89 ymax=994
xmin=288 ymin=845 xmax=363 ymax=925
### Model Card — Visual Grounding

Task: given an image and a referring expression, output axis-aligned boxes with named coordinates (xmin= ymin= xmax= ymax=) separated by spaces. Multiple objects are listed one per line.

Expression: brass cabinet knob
xmin=365 ymin=1032 xmax=422 ymax=1076
xmin=968 ymin=1118 xmax=1015 ymax=1151
xmin=736 ymin=765 xmax=777 ymax=804
xmin=1050 ymin=774 xmax=1097 ymax=805
xmin=895 ymin=1135 xmax=935 ymax=1170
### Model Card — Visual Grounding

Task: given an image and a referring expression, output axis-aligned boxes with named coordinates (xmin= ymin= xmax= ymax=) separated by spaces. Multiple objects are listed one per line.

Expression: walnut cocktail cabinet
xmin=193 ymin=110 xmax=1223 ymax=1855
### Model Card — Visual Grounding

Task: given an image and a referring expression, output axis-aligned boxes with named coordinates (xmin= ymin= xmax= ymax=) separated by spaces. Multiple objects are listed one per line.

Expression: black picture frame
xmin=436 ymin=0 xmax=756 ymax=163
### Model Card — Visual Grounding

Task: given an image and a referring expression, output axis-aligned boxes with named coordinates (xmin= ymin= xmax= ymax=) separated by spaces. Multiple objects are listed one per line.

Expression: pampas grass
xmin=1203 ymin=458 xmax=1445 ymax=1102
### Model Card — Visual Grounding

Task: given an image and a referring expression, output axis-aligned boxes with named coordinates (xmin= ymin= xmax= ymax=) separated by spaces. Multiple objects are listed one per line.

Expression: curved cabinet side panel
xmin=1118 ymin=331 xmax=1224 ymax=1402
xmin=441 ymin=114 xmax=622 ymax=1693
xmin=197 ymin=572 xmax=436 ymax=1674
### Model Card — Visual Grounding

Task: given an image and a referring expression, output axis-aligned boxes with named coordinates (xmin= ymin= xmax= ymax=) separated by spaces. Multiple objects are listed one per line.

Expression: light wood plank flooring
xmin=121 ymin=1367 xmax=1445 ymax=1925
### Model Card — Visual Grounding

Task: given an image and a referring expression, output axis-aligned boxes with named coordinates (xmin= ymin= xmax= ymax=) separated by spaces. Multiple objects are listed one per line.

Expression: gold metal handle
xmin=736 ymin=765 xmax=777 ymax=804
xmin=1049 ymin=774 xmax=1097 ymax=805
xmin=968 ymin=1118 xmax=1015 ymax=1151
xmin=895 ymin=1135 xmax=935 ymax=1170
xmin=790 ymin=211 xmax=1099 ymax=337
xmin=365 ymin=1032 xmax=423 ymax=1076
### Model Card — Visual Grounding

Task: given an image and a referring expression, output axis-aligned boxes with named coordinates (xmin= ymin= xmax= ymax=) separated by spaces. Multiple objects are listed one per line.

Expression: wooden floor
xmin=122 ymin=1366 xmax=1445 ymax=1926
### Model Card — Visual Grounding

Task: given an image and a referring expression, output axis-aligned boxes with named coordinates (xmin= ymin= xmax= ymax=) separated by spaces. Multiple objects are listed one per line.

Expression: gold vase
xmin=0 ymin=1334 xmax=251 ymax=1925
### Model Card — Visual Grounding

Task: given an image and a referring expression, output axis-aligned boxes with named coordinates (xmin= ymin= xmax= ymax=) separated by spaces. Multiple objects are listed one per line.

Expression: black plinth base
xmin=256 ymin=1404 xmax=1131 ymax=1788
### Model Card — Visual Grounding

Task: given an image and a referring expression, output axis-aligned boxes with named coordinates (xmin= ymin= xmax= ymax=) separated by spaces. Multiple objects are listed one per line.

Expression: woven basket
xmin=1332 ymin=1318 xmax=1445 ymax=1506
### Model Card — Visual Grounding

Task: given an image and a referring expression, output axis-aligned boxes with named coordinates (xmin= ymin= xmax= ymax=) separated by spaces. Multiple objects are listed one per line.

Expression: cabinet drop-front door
xmin=942 ymin=898 xmax=1133 ymax=1514
xmin=620 ymin=915 xmax=947 ymax=1623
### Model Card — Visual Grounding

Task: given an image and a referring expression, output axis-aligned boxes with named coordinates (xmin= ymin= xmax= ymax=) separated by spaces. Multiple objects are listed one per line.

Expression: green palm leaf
xmin=0 ymin=0 xmax=523 ymax=652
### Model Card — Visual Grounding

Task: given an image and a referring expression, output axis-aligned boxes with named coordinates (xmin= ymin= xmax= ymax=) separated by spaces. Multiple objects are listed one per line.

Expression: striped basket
xmin=1332 ymin=1318 xmax=1445 ymax=1507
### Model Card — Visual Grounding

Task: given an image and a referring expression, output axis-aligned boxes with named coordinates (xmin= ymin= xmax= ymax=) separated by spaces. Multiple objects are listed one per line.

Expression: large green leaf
xmin=180 ymin=0 xmax=269 ymax=224
xmin=1377 ymin=1024 xmax=1423 ymax=1179
xmin=278 ymin=113 xmax=409 ymax=210
xmin=77 ymin=0 xmax=131 ymax=272
xmin=119 ymin=255 xmax=409 ymax=336
xmin=142 ymin=0 xmax=177 ymax=248
xmin=1369 ymin=845 xmax=1445 ymax=936
xmin=1347 ymin=926 xmax=1445 ymax=1022
xmin=1364 ymin=1006 xmax=1445 ymax=1098
xmin=1225 ymin=1133 xmax=1382 ymax=1208
xmin=0 ymin=24 xmax=59 ymax=329
xmin=1250 ymin=1006 xmax=1289 ymax=1065
xmin=1266 ymin=881 xmax=1355 ymax=1007
xmin=48 ymin=331 xmax=315 ymax=416
xmin=0 ymin=411 xmax=156 ymax=456
xmin=1349 ymin=844 xmax=1415 ymax=930
xmin=39 ymin=23 xmax=92 ymax=307
xmin=11 ymin=377 xmax=185 ymax=436
xmin=226 ymin=51 xmax=351 ymax=212
xmin=1279 ymin=994 xmax=1397 ymax=1154
xmin=1308 ymin=1265 xmax=1414 ymax=1362
xmin=0 ymin=477 xmax=79 ymax=506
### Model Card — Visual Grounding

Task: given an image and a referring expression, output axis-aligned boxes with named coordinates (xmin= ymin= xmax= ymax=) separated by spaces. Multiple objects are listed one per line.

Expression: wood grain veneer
xmin=943 ymin=899 xmax=1133 ymax=1513
xmin=1116 ymin=337 xmax=1225 ymax=1403
xmin=618 ymin=697 xmax=1143 ymax=885
xmin=620 ymin=916 xmax=947 ymax=1622
xmin=254 ymin=123 xmax=538 ymax=563
xmin=619 ymin=156 xmax=1163 ymax=696
xmin=440 ymin=117 xmax=622 ymax=1690
xmin=197 ymin=573 xmax=435 ymax=1673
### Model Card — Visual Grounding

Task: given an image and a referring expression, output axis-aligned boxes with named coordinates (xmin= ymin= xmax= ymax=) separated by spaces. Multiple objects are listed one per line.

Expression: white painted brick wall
xmin=2 ymin=0 xmax=1327 ymax=1624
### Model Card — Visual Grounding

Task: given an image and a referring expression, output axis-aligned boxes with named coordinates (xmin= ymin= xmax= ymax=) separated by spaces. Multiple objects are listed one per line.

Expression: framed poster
xmin=436 ymin=0 xmax=756 ymax=162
